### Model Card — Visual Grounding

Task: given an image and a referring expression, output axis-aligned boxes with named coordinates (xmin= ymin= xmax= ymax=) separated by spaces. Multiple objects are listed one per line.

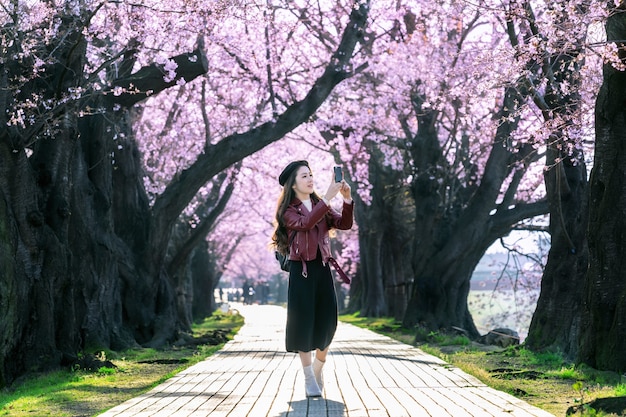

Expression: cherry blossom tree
xmin=0 ymin=0 xmax=369 ymax=386
xmin=308 ymin=1 xmax=552 ymax=334
xmin=306 ymin=0 xmax=602 ymax=343
xmin=3 ymin=0 xmax=624 ymax=390
xmin=203 ymin=0 xmax=618 ymax=371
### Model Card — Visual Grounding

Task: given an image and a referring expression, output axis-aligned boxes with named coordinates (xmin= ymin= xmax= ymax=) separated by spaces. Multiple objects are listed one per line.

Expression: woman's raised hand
xmin=339 ymin=181 xmax=352 ymax=201
xmin=323 ymin=172 xmax=342 ymax=201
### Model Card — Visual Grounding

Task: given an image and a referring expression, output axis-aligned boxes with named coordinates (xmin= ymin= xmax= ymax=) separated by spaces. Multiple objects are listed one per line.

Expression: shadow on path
xmin=273 ymin=398 xmax=346 ymax=417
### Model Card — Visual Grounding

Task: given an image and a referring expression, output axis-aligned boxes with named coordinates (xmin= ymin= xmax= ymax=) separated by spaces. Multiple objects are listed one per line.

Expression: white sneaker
xmin=303 ymin=365 xmax=322 ymax=397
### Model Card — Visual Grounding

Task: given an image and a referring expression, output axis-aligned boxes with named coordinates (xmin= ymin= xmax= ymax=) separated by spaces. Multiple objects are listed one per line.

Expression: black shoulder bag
xmin=275 ymin=231 xmax=295 ymax=272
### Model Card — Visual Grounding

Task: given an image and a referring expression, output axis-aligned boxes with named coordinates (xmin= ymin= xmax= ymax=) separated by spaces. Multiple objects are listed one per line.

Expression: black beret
xmin=279 ymin=160 xmax=309 ymax=186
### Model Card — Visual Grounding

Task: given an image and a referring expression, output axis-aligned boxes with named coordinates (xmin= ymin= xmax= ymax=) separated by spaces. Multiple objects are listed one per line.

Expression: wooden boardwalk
xmin=99 ymin=304 xmax=555 ymax=417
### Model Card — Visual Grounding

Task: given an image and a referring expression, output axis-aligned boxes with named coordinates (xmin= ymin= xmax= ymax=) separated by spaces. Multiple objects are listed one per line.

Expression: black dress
xmin=285 ymin=252 xmax=338 ymax=353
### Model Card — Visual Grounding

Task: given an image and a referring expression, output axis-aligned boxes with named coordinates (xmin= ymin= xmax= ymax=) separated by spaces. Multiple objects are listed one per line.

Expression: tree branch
xmin=167 ymin=172 xmax=236 ymax=276
xmin=491 ymin=200 xmax=550 ymax=234
xmin=110 ymin=45 xmax=209 ymax=108
xmin=149 ymin=1 xmax=370 ymax=256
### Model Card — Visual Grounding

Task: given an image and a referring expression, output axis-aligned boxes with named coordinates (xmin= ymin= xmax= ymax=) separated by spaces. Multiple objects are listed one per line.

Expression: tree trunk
xmin=191 ymin=242 xmax=218 ymax=321
xmin=578 ymin=6 xmax=626 ymax=372
xmin=403 ymin=84 xmax=548 ymax=338
xmin=525 ymin=148 xmax=588 ymax=358
xmin=168 ymin=174 xmax=235 ymax=328
xmin=348 ymin=147 xmax=412 ymax=319
xmin=518 ymin=0 xmax=590 ymax=360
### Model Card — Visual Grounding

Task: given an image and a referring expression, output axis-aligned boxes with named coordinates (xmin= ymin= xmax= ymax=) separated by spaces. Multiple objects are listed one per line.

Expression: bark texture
xmin=525 ymin=152 xmax=588 ymax=358
xmin=348 ymin=146 xmax=413 ymax=319
xmin=524 ymin=14 xmax=589 ymax=358
xmin=578 ymin=6 xmax=626 ymax=372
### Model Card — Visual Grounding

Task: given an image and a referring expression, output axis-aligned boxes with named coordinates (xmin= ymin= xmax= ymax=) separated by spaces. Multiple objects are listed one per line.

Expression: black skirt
xmin=285 ymin=255 xmax=338 ymax=352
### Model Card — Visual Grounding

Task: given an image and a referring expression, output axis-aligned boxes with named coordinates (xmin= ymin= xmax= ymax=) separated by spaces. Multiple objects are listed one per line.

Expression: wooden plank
xmin=340 ymin=346 xmax=387 ymax=412
xmin=243 ymin=352 xmax=291 ymax=416
xmin=323 ymin=357 xmax=348 ymax=416
xmin=99 ymin=305 xmax=556 ymax=417
xmin=332 ymin=348 xmax=368 ymax=417
xmin=265 ymin=356 xmax=299 ymax=417
xmin=468 ymin=386 xmax=555 ymax=417
xmin=385 ymin=387 xmax=436 ymax=417
xmin=419 ymin=387 xmax=483 ymax=416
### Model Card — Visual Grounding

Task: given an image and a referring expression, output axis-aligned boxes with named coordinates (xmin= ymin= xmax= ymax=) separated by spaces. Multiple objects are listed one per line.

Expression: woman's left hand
xmin=339 ymin=181 xmax=352 ymax=201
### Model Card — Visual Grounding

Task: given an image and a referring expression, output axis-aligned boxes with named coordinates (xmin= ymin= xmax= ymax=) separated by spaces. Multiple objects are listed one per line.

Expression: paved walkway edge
xmin=99 ymin=304 xmax=555 ymax=417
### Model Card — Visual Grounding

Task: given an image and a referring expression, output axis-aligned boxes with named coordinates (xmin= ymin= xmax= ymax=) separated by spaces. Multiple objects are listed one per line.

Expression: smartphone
xmin=334 ymin=166 xmax=343 ymax=183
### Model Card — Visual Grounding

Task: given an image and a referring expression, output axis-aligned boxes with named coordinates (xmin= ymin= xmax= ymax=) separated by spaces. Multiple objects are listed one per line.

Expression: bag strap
xmin=328 ymin=257 xmax=351 ymax=284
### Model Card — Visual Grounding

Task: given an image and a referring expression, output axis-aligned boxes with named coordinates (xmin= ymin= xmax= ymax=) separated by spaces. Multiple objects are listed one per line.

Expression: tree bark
xmin=167 ymin=172 xmax=235 ymax=329
xmin=348 ymin=146 xmax=413 ymax=319
xmin=525 ymin=147 xmax=588 ymax=358
xmin=524 ymin=1 xmax=589 ymax=359
xmin=403 ymin=84 xmax=548 ymax=338
xmin=191 ymin=242 xmax=217 ymax=322
xmin=0 ymin=16 xmax=94 ymax=386
xmin=578 ymin=5 xmax=626 ymax=372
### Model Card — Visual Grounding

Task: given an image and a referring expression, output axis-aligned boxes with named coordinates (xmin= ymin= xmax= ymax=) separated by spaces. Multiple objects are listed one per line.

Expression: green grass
xmin=0 ymin=309 xmax=244 ymax=417
xmin=339 ymin=312 xmax=415 ymax=343
xmin=338 ymin=311 xmax=626 ymax=417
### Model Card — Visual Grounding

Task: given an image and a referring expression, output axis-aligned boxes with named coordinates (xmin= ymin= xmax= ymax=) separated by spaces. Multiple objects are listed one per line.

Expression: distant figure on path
xmin=271 ymin=160 xmax=354 ymax=397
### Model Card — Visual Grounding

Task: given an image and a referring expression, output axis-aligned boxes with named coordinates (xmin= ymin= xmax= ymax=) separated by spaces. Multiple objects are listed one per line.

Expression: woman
xmin=271 ymin=160 xmax=354 ymax=397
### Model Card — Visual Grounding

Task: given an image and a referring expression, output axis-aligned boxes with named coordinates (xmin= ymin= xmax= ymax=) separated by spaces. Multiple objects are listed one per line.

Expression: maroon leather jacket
xmin=283 ymin=198 xmax=354 ymax=275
